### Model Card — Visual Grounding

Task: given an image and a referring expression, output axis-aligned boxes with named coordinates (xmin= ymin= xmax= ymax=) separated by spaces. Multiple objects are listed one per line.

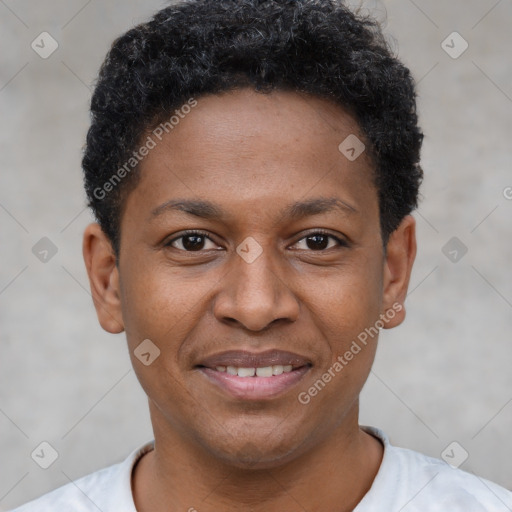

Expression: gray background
xmin=1 ymin=0 xmax=511 ymax=508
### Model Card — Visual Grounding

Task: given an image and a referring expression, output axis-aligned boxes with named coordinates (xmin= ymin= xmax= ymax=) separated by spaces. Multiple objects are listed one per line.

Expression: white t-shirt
xmin=11 ymin=426 xmax=512 ymax=511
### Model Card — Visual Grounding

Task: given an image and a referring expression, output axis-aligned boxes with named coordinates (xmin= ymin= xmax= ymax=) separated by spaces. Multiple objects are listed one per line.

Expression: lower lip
xmin=198 ymin=366 xmax=311 ymax=400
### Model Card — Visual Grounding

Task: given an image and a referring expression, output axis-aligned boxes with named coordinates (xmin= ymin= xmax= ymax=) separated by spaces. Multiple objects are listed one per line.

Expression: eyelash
xmin=165 ymin=229 xmax=348 ymax=252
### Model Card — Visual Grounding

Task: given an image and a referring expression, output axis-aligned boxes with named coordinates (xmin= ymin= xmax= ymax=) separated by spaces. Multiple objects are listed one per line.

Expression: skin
xmin=83 ymin=88 xmax=416 ymax=511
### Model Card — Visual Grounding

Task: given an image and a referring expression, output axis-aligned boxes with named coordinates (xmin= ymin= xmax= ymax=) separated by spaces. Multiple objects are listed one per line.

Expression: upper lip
xmin=197 ymin=350 xmax=312 ymax=369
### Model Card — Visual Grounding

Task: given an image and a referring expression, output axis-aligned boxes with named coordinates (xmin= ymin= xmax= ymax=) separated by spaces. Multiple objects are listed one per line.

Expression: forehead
xmin=125 ymin=88 xmax=377 ymax=227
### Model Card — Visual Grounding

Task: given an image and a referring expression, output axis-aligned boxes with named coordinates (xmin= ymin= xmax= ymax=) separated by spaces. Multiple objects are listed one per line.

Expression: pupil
xmin=307 ymin=235 xmax=328 ymax=250
xmin=183 ymin=235 xmax=204 ymax=251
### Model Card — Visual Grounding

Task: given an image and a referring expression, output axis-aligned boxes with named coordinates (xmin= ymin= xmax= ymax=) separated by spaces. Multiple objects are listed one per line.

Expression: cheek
xmin=118 ymin=263 xmax=207 ymax=410
xmin=306 ymin=258 xmax=383 ymax=349
xmin=295 ymin=263 xmax=382 ymax=425
xmin=118 ymin=261 xmax=209 ymax=350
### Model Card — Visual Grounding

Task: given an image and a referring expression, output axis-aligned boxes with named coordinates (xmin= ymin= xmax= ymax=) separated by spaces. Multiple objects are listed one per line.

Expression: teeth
xmin=215 ymin=365 xmax=295 ymax=377
xmin=238 ymin=367 xmax=256 ymax=377
xmin=256 ymin=366 xmax=273 ymax=377
xmin=272 ymin=365 xmax=284 ymax=375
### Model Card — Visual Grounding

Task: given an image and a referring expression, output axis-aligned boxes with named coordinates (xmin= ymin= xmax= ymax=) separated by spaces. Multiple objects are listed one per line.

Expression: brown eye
xmin=167 ymin=231 xmax=219 ymax=252
xmin=292 ymin=232 xmax=346 ymax=251
xmin=306 ymin=234 xmax=330 ymax=250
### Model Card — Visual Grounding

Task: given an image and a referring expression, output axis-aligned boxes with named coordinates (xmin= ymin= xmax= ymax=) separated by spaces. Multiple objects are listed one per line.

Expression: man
xmin=13 ymin=0 xmax=512 ymax=510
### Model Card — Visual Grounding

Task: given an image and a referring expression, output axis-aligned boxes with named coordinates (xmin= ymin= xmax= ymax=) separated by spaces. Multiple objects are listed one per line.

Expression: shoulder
xmin=9 ymin=441 xmax=154 ymax=512
xmin=392 ymin=443 xmax=512 ymax=510
xmin=9 ymin=464 xmax=119 ymax=512
xmin=359 ymin=426 xmax=512 ymax=511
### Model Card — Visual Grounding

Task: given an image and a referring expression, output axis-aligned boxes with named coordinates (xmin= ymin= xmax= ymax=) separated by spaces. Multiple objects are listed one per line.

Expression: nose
xmin=212 ymin=243 xmax=300 ymax=332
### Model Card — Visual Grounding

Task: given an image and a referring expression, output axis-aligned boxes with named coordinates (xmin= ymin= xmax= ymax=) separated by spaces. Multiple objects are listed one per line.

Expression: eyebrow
xmin=150 ymin=196 xmax=357 ymax=222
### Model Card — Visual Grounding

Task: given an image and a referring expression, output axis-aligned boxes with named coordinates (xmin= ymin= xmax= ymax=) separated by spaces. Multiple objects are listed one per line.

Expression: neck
xmin=132 ymin=401 xmax=383 ymax=512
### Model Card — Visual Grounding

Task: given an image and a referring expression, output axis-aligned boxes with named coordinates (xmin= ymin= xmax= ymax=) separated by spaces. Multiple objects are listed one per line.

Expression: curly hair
xmin=83 ymin=0 xmax=423 ymax=255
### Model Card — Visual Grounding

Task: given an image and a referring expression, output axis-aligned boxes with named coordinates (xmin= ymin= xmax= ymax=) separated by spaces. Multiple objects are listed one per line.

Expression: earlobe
xmin=82 ymin=223 xmax=125 ymax=334
xmin=381 ymin=215 xmax=417 ymax=329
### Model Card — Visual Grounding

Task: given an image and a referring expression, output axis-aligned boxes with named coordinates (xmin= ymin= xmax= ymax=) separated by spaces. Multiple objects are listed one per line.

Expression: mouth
xmin=196 ymin=350 xmax=312 ymax=400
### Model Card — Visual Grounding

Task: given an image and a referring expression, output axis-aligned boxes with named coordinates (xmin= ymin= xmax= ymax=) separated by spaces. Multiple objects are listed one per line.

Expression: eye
xmin=166 ymin=230 xmax=221 ymax=252
xmin=291 ymin=231 xmax=347 ymax=251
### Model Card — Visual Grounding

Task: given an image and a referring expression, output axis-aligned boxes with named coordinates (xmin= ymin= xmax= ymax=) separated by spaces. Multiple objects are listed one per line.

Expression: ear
xmin=381 ymin=215 xmax=417 ymax=329
xmin=82 ymin=223 xmax=124 ymax=334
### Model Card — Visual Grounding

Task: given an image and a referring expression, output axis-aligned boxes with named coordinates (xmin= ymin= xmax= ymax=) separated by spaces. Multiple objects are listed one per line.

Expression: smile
xmin=196 ymin=350 xmax=312 ymax=400
xmin=215 ymin=365 xmax=293 ymax=377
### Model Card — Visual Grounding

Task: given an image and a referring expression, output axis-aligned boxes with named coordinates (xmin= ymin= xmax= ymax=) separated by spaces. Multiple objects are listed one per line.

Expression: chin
xmin=213 ymin=442 xmax=299 ymax=471
xmin=195 ymin=422 xmax=310 ymax=470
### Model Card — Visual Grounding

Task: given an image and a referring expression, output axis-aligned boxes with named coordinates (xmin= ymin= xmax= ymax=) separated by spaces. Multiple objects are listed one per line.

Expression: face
xmin=84 ymin=88 xmax=416 ymax=469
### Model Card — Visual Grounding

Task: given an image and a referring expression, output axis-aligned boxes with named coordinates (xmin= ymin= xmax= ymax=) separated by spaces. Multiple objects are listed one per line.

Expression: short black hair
xmin=83 ymin=0 xmax=423 ymax=255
